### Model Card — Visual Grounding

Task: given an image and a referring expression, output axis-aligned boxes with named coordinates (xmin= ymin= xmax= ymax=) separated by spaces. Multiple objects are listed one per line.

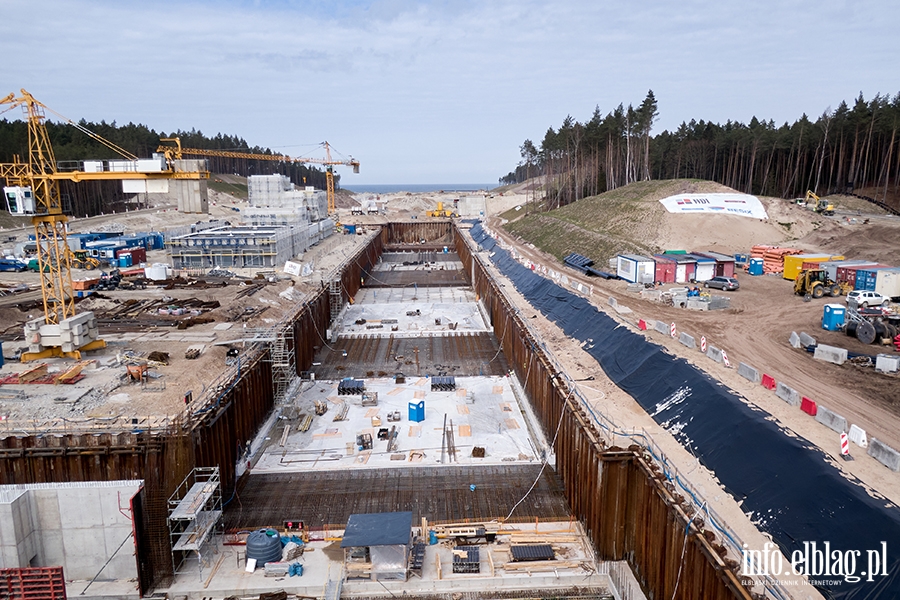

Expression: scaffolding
xmin=165 ymin=221 xmax=335 ymax=271
xmin=329 ymin=278 xmax=342 ymax=324
xmin=168 ymin=466 xmax=222 ymax=580
xmin=270 ymin=322 xmax=295 ymax=404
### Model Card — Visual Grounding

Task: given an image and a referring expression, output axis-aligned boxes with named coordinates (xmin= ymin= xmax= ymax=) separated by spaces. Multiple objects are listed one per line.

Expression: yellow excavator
xmin=805 ymin=190 xmax=834 ymax=216
xmin=794 ymin=268 xmax=850 ymax=300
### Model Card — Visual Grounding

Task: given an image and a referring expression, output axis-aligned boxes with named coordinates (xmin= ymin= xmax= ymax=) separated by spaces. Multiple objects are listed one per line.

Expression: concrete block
xmin=608 ymin=296 xmax=618 ymax=307
xmin=775 ymin=382 xmax=801 ymax=406
xmin=672 ymin=294 xmax=688 ymax=308
xmin=789 ymin=331 xmax=801 ymax=348
xmin=62 ymin=527 xmax=102 ymax=579
xmin=103 ymin=525 xmax=138 ymax=579
xmin=706 ymin=345 xmax=724 ymax=363
xmin=686 ymin=299 xmax=709 ymax=311
xmin=813 ymin=344 xmax=848 ymax=365
xmin=738 ymin=362 xmax=761 ymax=384
xmin=33 ymin=490 xmax=61 ymax=531
xmin=868 ymin=437 xmax=900 ymax=472
xmin=654 ymin=320 xmax=669 ymax=335
xmin=57 ymin=488 xmax=102 ymax=528
xmin=799 ymin=332 xmax=817 ymax=347
xmin=876 ymin=354 xmax=900 ymax=373
xmin=1 ymin=545 xmax=20 ymax=568
xmin=640 ymin=290 xmax=661 ymax=302
xmin=815 ymin=406 xmax=848 ymax=433
xmin=678 ymin=332 xmax=696 ymax=349
xmin=36 ymin=529 xmax=64 ymax=566
xmin=849 ymin=424 xmax=868 ymax=448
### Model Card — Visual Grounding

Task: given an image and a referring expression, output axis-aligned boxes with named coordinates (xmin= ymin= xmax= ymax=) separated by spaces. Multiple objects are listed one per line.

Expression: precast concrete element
xmin=686 ymin=299 xmax=709 ymax=311
xmin=678 ymin=332 xmax=696 ymax=349
xmin=706 ymin=345 xmax=724 ymax=364
xmin=654 ymin=320 xmax=669 ymax=335
xmin=738 ymin=362 xmax=761 ymax=384
xmin=813 ymin=344 xmax=848 ymax=365
xmin=815 ymin=406 xmax=848 ymax=434
xmin=799 ymin=332 xmax=817 ymax=347
xmin=789 ymin=331 xmax=801 ymax=348
xmin=775 ymin=382 xmax=801 ymax=406
xmin=849 ymin=424 xmax=868 ymax=448
xmin=868 ymin=438 xmax=900 ymax=472
xmin=608 ymin=296 xmax=618 ymax=307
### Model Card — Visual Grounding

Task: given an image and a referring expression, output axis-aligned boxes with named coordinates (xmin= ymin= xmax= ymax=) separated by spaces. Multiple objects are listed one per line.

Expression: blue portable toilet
xmin=408 ymin=400 xmax=425 ymax=423
xmin=748 ymin=258 xmax=764 ymax=276
xmin=822 ymin=304 xmax=846 ymax=331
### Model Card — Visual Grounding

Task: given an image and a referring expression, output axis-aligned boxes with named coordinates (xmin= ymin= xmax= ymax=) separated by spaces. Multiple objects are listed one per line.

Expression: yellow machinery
xmin=426 ymin=201 xmax=457 ymax=218
xmin=805 ymin=190 xmax=834 ymax=216
xmin=157 ymin=137 xmax=359 ymax=216
xmin=794 ymin=269 xmax=850 ymax=300
xmin=0 ymin=89 xmax=208 ymax=360
xmin=68 ymin=249 xmax=100 ymax=270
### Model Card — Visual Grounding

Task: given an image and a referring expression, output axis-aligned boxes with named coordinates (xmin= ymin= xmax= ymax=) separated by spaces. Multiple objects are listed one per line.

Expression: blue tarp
xmin=470 ymin=222 xmax=900 ymax=600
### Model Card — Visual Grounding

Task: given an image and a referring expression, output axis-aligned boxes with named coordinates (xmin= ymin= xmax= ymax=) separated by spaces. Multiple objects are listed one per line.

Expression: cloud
xmin=2 ymin=0 xmax=897 ymax=184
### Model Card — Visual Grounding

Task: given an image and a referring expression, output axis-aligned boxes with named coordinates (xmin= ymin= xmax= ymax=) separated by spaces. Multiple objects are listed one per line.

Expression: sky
xmin=1 ymin=0 xmax=897 ymax=185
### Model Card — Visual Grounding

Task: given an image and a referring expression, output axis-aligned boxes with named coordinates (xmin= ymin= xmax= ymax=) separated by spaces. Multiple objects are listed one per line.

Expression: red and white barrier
xmin=721 ymin=349 xmax=731 ymax=368
xmin=841 ymin=432 xmax=850 ymax=456
xmin=700 ymin=336 xmax=707 ymax=352
xmin=670 ymin=323 xmax=677 ymax=338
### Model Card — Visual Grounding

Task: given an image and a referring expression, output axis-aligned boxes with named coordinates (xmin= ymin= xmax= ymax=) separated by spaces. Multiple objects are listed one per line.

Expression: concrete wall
xmin=0 ymin=480 xmax=142 ymax=580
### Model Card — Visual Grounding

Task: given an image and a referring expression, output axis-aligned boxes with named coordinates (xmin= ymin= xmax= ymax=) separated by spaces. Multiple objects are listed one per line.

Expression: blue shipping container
xmin=855 ymin=268 xmax=894 ymax=291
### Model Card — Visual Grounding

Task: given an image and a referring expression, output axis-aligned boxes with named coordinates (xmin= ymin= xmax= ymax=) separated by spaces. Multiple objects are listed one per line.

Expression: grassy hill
xmin=501 ymin=179 xmax=736 ymax=264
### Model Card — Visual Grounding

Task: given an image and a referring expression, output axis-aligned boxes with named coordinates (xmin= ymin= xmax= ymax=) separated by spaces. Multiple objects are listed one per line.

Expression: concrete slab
xmin=164 ymin=521 xmax=613 ymax=600
xmin=341 ymin=298 xmax=488 ymax=337
xmin=255 ymin=375 xmax=544 ymax=473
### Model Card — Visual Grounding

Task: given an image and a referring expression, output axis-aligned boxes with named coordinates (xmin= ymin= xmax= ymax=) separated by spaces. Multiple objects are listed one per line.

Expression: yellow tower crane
xmin=156 ymin=137 xmax=359 ymax=215
xmin=0 ymin=89 xmax=209 ymax=360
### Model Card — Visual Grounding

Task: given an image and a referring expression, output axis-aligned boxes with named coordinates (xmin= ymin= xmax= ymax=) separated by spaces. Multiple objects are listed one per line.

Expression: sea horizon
xmin=343 ymin=183 xmax=496 ymax=194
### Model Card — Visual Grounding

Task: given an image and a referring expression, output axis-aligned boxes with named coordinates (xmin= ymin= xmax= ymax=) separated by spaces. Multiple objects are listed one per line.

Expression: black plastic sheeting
xmin=471 ymin=223 xmax=900 ymax=600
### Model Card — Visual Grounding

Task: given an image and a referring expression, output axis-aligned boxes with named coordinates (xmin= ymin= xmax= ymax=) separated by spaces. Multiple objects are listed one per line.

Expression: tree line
xmin=500 ymin=91 xmax=900 ymax=210
xmin=0 ymin=118 xmax=333 ymax=216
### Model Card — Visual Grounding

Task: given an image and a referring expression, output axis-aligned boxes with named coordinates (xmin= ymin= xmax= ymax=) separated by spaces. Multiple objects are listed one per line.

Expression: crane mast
xmin=0 ymin=89 xmax=209 ymax=361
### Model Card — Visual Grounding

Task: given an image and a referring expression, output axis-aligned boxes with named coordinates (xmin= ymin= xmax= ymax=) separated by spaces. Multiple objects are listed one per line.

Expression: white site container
xmin=617 ymin=254 xmax=655 ymax=284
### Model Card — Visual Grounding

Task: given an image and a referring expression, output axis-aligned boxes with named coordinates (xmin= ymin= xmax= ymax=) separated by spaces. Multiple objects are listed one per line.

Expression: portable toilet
xmin=748 ymin=258 xmax=764 ymax=276
xmin=408 ymin=400 xmax=425 ymax=423
xmin=822 ymin=304 xmax=846 ymax=331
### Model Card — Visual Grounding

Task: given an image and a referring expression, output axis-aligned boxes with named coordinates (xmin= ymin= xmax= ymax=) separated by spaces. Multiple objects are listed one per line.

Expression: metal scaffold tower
xmin=270 ymin=323 xmax=295 ymax=404
xmin=329 ymin=278 xmax=342 ymax=323
xmin=168 ymin=466 xmax=222 ymax=580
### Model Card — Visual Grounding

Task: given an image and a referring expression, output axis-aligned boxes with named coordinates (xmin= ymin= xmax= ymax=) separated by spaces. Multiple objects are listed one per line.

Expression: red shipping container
xmin=116 ymin=246 xmax=146 ymax=264
xmin=800 ymin=397 xmax=817 ymax=416
xmin=652 ymin=255 xmax=677 ymax=283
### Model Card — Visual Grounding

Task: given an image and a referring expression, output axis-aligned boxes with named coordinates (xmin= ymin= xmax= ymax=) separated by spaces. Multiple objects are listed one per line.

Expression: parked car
xmin=0 ymin=258 xmax=27 ymax=272
xmin=704 ymin=276 xmax=740 ymax=291
xmin=846 ymin=290 xmax=888 ymax=308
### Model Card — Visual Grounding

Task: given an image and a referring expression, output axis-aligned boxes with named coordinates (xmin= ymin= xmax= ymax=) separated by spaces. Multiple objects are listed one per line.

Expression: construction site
xmin=1 ymin=90 xmax=900 ymax=600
